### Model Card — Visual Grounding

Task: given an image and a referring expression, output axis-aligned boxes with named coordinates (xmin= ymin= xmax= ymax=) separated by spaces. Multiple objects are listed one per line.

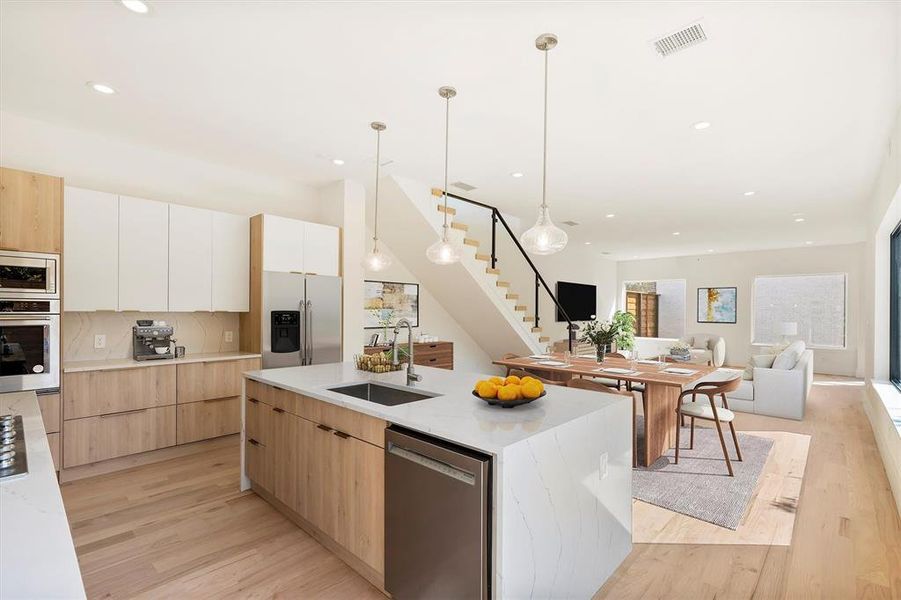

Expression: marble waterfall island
xmin=240 ymin=363 xmax=632 ymax=598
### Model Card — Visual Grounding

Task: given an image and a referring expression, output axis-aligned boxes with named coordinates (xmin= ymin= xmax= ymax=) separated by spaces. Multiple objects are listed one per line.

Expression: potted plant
xmin=611 ymin=310 xmax=636 ymax=355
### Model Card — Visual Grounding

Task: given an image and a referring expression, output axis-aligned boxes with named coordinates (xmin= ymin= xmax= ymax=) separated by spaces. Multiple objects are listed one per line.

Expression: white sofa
xmin=684 ymin=333 xmax=726 ymax=367
xmin=718 ymin=348 xmax=813 ymax=420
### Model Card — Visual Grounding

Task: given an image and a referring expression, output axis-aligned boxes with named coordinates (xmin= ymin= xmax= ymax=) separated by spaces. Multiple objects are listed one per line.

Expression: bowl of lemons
xmin=472 ymin=374 xmax=546 ymax=408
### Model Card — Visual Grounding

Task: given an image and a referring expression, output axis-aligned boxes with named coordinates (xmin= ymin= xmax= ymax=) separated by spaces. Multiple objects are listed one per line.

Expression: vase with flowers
xmin=580 ymin=311 xmax=636 ymax=363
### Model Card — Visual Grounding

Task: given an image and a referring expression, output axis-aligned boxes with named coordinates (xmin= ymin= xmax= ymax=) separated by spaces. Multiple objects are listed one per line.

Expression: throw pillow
xmin=772 ymin=340 xmax=806 ymax=370
xmin=743 ymin=354 xmax=777 ymax=380
xmin=691 ymin=335 xmax=709 ymax=350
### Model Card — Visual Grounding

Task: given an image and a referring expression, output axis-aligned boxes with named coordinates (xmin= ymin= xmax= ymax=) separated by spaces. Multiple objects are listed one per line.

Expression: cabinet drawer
xmin=313 ymin=397 xmax=386 ymax=449
xmin=245 ymin=397 xmax=271 ymax=445
xmin=177 ymin=397 xmax=241 ymax=444
xmin=47 ymin=432 xmax=60 ymax=471
xmin=64 ymin=366 xmax=176 ymax=420
xmin=37 ymin=393 xmax=60 ymax=434
xmin=245 ymin=439 xmax=273 ymax=493
xmin=178 ymin=358 xmax=261 ymax=403
xmin=63 ymin=405 xmax=176 ymax=467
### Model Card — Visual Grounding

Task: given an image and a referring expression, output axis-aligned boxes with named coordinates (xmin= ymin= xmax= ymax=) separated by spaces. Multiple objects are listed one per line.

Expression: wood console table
xmin=364 ymin=341 xmax=453 ymax=370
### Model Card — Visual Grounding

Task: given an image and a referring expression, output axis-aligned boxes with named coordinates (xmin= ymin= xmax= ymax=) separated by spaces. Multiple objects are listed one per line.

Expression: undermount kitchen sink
xmin=327 ymin=382 xmax=439 ymax=406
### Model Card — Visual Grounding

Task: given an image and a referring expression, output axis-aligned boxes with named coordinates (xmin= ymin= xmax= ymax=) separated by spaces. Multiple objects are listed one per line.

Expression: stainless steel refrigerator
xmin=262 ymin=271 xmax=342 ymax=369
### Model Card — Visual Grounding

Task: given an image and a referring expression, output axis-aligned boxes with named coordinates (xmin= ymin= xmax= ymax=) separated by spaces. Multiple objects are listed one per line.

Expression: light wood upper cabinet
xmin=168 ymin=204 xmax=213 ymax=312
xmin=212 ymin=211 xmax=249 ymax=311
xmin=118 ymin=195 xmax=169 ymax=311
xmin=262 ymin=214 xmax=304 ymax=273
xmin=0 ymin=167 xmax=63 ymax=253
xmin=64 ymin=186 xmax=119 ymax=311
xmin=303 ymin=221 xmax=340 ymax=277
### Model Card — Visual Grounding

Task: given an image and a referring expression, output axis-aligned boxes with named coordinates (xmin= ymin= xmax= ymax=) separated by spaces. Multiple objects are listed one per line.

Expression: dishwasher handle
xmin=387 ymin=442 xmax=476 ymax=486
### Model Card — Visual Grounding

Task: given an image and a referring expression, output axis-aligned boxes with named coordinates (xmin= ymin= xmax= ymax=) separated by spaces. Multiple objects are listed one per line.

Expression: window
xmin=752 ymin=273 xmax=847 ymax=348
xmin=890 ymin=222 xmax=901 ymax=386
xmin=624 ymin=280 xmax=686 ymax=339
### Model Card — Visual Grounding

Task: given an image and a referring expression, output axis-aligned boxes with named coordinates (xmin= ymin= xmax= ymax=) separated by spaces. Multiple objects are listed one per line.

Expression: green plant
xmin=580 ymin=310 xmax=636 ymax=352
xmin=611 ymin=310 xmax=636 ymax=351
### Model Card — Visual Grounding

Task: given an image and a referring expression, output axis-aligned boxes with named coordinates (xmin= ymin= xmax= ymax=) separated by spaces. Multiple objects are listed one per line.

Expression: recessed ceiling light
xmin=672 ymin=231 xmax=681 ymax=236
xmin=511 ymin=172 xmax=524 ymax=178
xmin=605 ymin=213 xmax=615 ymax=218
xmin=584 ymin=241 xmax=592 ymax=245
xmin=794 ymin=217 xmax=805 ymax=223
xmin=743 ymin=191 xmax=756 ymax=196
xmin=332 ymin=159 xmax=345 ymax=166
xmin=87 ymin=81 xmax=116 ymax=95
xmin=805 ymin=241 xmax=813 ymax=245
xmin=707 ymin=249 xmax=714 ymax=253
xmin=120 ymin=0 xmax=149 ymax=14
xmin=692 ymin=121 xmax=711 ymax=130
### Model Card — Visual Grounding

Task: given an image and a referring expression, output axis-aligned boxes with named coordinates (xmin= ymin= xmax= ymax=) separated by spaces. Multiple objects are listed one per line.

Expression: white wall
xmin=318 ymin=180 xmax=366 ymax=361
xmin=362 ymin=234 xmax=496 ymax=375
xmin=0 ymin=110 xmax=322 ymax=219
xmin=617 ymin=243 xmax=865 ymax=376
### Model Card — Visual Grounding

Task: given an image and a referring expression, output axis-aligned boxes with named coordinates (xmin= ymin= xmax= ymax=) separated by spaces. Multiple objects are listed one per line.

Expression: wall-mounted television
xmin=556 ymin=281 xmax=597 ymax=322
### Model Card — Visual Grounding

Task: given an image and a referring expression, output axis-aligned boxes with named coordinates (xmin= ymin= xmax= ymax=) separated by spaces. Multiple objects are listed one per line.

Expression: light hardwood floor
xmin=61 ymin=376 xmax=900 ymax=599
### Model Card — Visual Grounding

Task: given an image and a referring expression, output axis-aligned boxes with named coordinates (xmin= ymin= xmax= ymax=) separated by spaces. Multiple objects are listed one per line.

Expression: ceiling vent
xmin=561 ymin=220 xmax=579 ymax=227
xmin=451 ymin=181 xmax=477 ymax=192
xmin=652 ymin=22 xmax=707 ymax=57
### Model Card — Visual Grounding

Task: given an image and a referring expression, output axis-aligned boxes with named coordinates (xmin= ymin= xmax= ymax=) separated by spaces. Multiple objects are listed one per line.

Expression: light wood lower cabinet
xmin=64 ymin=366 xmax=176 ymax=419
xmin=37 ymin=392 xmax=60 ymax=434
xmin=177 ymin=358 xmax=260 ymax=403
xmin=63 ymin=405 xmax=176 ymax=468
xmin=47 ymin=432 xmax=60 ymax=471
xmin=246 ymin=382 xmax=386 ymax=577
xmin=176 ymin=397 xmax=241 ymax=444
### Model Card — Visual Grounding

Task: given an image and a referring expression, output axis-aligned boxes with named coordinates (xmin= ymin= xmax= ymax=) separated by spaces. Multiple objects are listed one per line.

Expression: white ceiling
xmin=0 ymin=1 xmax=897 ymax=259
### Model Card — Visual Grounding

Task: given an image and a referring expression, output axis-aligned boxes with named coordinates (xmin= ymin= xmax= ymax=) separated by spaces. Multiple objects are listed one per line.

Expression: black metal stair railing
xmin=431 ymin=188 xmax=576 ymax=352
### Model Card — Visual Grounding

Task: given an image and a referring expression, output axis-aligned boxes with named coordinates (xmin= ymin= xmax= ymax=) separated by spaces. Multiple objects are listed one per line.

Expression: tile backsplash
xmin=64 ymin=312 xmax=240 ymax=362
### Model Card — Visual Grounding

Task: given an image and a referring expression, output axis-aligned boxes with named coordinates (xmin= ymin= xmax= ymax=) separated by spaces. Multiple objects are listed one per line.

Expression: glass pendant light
xmin=426 ymin=86 xmax=462 ymax=265
xmin=362 ymin=121 xmax=392 ymax=272
xmin=521 ymin=33 xmax=568 ymax=255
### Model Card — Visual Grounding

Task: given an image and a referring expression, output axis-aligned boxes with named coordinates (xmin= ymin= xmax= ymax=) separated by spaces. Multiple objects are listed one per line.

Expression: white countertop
xmin=64 ymin=351 xmax=262 ymax=373
xmin=0 ymin=391 xmax=85 ymax=600
xmin=245 ymin=362 xmax=625 ymax=455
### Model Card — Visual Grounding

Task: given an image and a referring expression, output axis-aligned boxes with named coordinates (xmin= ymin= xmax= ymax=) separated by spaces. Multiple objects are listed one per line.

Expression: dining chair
xmin=592 ymin=351 xmax=627 ymax=389
xmin=508 ymin=369 xmax=559 ymax=386
xmin=567 ymin=378 xmax=641 ymax=468
xmin=501 ymin=353 xmax=519 ymax=376
xmin=674 ymin=376 xmax=743 ymax=476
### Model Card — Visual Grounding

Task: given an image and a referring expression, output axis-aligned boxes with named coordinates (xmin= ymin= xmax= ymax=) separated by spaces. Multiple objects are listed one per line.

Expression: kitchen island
xmin=240 ymin=363 xmax=632 ymax=599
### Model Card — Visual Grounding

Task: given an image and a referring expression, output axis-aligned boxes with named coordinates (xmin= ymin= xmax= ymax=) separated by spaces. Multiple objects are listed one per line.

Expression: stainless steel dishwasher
xmin=385 ymin=426 xmax=491 ymax=600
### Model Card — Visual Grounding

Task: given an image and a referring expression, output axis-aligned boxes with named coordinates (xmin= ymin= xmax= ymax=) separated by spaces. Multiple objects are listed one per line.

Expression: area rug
xmin=632 ymin=415 xmax=774 ymax=530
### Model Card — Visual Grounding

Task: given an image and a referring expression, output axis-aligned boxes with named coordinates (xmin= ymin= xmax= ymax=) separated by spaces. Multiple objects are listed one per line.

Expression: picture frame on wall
xmin=697 ymin=287 xmax=737 ymax=324
xmin=364 ymin=280 xmax=420 ymax=329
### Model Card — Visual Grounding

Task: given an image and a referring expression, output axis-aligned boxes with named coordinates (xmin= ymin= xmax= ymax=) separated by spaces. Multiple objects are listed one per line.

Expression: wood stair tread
xmin=496 ymin=281 xmax=510 ymax=288
xmin=485 ymin=267 xmax=500 ymax=275
xmin=506 ymin=293 xmax=519 ymax=300
xmin=450 ymin=222 xmax=468 ymax=231
xmin=523 ymin=316 xmax=535 ymax=322
xmin=437 ymin=205 xmax=457 ymax=216
xmin=514 ymin=305 xmax=527 ymax=311
xmin=539 ymin=336 xmax=550 ymax=342
xmin=463 ymin=238 xmax=479 ymax=247
xmin=531 ymin=327 xmax=542 ymax=333
xmin=475 ymin=253 xmax=491 ymax=262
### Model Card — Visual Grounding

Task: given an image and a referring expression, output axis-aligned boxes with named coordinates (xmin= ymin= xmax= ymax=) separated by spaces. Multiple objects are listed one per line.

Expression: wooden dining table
xmin=492 ymin=353 xmax=719 ymax=467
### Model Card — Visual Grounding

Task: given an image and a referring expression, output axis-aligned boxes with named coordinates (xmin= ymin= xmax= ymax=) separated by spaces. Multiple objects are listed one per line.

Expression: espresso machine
xmin=132 ymin=321 xmax=175 ymax=361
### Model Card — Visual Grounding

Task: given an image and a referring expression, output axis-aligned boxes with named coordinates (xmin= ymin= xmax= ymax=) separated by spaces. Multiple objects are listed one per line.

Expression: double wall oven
xmin=0 ymin=251 xmax=61 ymax=393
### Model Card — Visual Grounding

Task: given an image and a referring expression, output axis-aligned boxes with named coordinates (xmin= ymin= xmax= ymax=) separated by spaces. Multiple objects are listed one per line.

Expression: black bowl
xmin=472 ymin=389 xmax=545 ymax=408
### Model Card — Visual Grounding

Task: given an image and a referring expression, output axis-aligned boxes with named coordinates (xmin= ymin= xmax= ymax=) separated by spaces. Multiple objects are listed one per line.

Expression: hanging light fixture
xmin=363 ymin=121 xmax=392 ymax=272
xmin=521 ymin=33 xmax=568 ymax=255
xmin=426 ymin=86 xmax=462 ymax=265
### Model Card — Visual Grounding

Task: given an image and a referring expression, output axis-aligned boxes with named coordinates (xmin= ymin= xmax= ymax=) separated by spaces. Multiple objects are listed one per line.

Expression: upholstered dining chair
xmin=567 ymin=378 xmax=641 ymax=468
xmin=592 ymin=351 xmax=628 ymax=390
xmin=674 ymin=376 xmax=743 ymax=476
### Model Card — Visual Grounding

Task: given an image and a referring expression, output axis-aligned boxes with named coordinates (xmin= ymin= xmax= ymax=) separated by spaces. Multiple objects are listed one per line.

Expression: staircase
xmin=379 ymin=176 xmax=560 ymax=359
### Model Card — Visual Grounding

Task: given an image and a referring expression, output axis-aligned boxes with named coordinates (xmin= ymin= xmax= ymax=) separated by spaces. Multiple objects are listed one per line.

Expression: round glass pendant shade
xmin=521 ymin=206 xmax=568 ymax=255
xmin=362 ymin=245 xmax=391 ymax=272
xmin=426 ymin=227 xmax=461 ymax=265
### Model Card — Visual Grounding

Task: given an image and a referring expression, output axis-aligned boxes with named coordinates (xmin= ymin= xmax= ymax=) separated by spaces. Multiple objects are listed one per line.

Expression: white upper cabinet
xmin=168 ymin=204 xmax=213 ymax=312
xmin=64 ymin=186 xmax=119 ymax=311
xmin=212 ymin=212 xmax=249 ymax=311
xmin=303 ymin=221 xmax=340 ymax=277
xmin=262 ymin=214 xmax=304 ymax=273
xmin=262 ymin=214 xmax=339 ymax=276
xmin=118 ymin=195 xmax=169 ymax=311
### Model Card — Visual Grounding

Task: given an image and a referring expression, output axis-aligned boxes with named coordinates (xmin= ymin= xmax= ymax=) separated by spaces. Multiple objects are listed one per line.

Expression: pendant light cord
xmin=373 ymin=128 xmax=381 ymax=248
xmin=541 ymin=48 xmax=548 ymax=210
xmin=443 ymin=94 xmax=450 ymax=237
